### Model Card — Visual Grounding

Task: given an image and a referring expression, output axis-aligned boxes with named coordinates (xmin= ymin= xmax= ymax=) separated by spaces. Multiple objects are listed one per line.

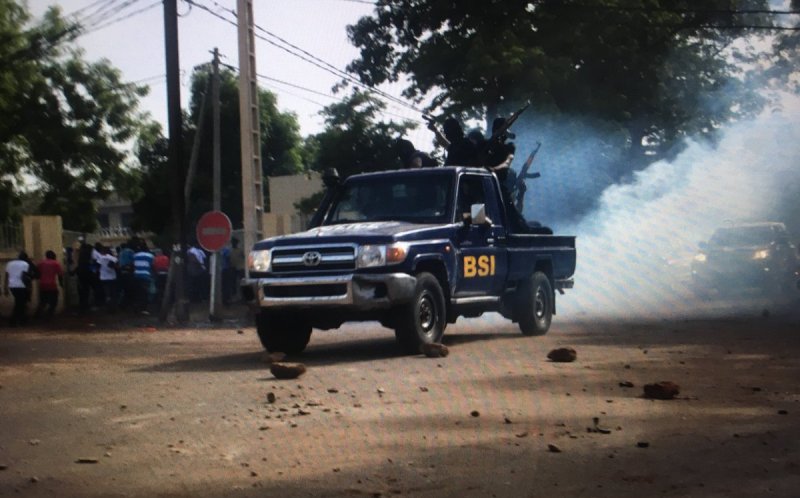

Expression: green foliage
xmin=347 ymin=0 xmax=772 ymax=175
xmin=132 ymin=65 xmax=305 ymax=235
xmin=305 ymin=90 xmax=415 ymax=179
xmin=0 ymin=1 xmax=148 ymax=230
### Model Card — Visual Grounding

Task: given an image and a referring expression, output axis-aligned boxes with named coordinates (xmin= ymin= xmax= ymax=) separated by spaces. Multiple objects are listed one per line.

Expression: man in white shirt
xmin=97 ymin=246 xmax=119 ymax=310
xmin=4 ymin=251 xmax=32 ymax=326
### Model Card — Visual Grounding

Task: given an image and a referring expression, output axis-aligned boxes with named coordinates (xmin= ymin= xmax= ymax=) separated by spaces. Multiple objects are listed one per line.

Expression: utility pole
xmin=162 ymin=0 xmax=188 ymax=323
xmin=209 ymin=47 xmax=223 ymax=319
xmin=237 ymin=0 xmax=265 ymax=275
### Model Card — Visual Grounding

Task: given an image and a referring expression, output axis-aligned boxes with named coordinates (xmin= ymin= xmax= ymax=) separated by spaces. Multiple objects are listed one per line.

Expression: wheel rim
xmin=418 ymin=292 xmax=436 ymax=333
xmin=534 ymin=286 xmax=547 ymax=320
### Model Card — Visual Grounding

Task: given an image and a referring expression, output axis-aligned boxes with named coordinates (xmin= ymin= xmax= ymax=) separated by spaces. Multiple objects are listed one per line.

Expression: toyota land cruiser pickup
xmin=242 ymin=166 xmax=576 ymax=354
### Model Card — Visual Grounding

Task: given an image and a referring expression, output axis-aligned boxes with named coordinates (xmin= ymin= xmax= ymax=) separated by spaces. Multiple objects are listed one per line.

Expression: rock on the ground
xmin=547 ymin=348 xmax=577 ymax=362
xmin=547 ymin=443 xmax=562 ymax=453
xmin=421 ymin=343 xmax=449 ymax=358
xmin=270 ymin=362 xmax=307 ymax=380
xmin=643 ymin=381 xmax=680 ymax=400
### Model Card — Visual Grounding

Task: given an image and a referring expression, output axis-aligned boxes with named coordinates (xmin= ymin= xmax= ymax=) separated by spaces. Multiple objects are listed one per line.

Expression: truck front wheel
xmin=394 ymin=272 xmax=446 ymax=354
xmin=256 ymin=312 xmax=312 ymax=355
xmin=516 ymin=271 xmax=553 ymax=336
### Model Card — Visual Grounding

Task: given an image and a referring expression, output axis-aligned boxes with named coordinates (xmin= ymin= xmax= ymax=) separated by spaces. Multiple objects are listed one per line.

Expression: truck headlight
xmin=694 ymin=253 xmax=707 ymax=263
xmin=248 ymin=249 xmax=271 ymax=272
xmin=356 ymin=245 xmax=386 ymax=268
xmin=356 ymin=243 xmax=408 ymax=269
xmin=752 ymin=249 xmax=770 ymax=260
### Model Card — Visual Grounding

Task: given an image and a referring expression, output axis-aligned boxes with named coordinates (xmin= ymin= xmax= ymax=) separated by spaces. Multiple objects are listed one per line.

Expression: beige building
xmin=263 ymin=172 xmax=322 ymax=237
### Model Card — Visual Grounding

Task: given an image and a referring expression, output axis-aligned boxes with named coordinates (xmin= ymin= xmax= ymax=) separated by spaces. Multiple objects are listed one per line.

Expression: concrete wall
xmin=269 ymin=172 xmax=322 ymax=215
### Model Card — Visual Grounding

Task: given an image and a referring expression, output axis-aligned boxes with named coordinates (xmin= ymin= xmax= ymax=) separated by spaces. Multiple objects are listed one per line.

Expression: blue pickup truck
xmin=242 ymin=166 xmax=576 ymax=354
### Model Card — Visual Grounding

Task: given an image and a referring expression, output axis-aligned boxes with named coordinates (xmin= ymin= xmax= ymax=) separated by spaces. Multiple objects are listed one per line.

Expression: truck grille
xmin=271 ymin=245 xmax=356 ymax=273
xmin=263 ymin=283 xmax=348 ymax=298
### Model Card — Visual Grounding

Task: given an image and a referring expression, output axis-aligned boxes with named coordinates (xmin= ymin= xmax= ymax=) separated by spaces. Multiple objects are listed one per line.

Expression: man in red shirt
xmin=37 ymin=250 xmax=64 ymax=318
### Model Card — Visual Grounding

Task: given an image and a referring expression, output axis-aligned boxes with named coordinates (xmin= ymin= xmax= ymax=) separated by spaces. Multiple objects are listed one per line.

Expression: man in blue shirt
xmin=133 ymin=242 xmax=154 ymax=313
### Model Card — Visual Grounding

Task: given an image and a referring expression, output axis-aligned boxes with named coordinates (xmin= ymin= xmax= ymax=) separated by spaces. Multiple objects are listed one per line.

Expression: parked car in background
xmin=691 ymin=222 xmax=800 ymax=299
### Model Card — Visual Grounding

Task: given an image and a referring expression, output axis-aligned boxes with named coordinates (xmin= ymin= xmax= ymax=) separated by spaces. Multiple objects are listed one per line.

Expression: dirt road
xmin=1 ymin=309 xmax=799 ymax=497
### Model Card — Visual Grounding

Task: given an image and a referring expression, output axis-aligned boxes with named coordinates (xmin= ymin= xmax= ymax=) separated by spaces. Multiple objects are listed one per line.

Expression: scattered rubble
xmin=75 ymin=458 xmax=99 ymax=464
xmin=643 ymin=381 xmax=680 ymax=400
xmin=547 ymin=444 xmax=562 ymax=453
xmin=470 ymin=410 xmax=480 ymax=417
xmin=547 ymin=348 xmax=577 ymax=362
xmin=270 ymin=363 xmax=307 ymax=380
xmin=637 ymin=442 xmax=650 ymax=448
xmin=266 ymin=392 xmax=276 ymax=403
xmin=619 ymin=381 xmax=634 ymax=388
xmin=421 ymin=343 xmax=449 ymax=358
xmin=587 ymin=417 xmax=612 ymax=434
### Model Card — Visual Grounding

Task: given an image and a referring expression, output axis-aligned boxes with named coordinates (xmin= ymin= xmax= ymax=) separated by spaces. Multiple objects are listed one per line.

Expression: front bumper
xmin=242 ymin=273 xmax=417 ymax=310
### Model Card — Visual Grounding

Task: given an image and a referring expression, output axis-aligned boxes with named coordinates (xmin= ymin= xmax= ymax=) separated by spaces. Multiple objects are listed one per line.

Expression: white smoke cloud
xmin=552 ymin=92 xmax=800 ymax=318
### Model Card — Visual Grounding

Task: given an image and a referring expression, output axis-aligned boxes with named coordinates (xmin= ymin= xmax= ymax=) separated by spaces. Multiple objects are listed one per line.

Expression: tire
xmin=256 ymin=311 xmax=312 ymax=355
xmin=516 ymin=271 xmax=553 ymax=336
xmin=394 ymin=272 xmax=446 ymax=354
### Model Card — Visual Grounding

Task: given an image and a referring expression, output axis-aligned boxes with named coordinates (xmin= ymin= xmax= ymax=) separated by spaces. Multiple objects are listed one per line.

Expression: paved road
xmin=1 ymin=309 xmax=799 ymax=497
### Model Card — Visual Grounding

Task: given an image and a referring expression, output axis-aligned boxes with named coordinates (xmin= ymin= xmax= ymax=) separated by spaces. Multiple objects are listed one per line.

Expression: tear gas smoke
xmin=513 ymin=93 xmax=800 ymax=319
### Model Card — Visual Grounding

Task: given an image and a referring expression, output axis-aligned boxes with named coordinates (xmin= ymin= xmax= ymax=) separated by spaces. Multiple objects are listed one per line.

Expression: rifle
xmin=476 ymin=102 xmax=530 ymax=166
xmin=514 ymin=142 xmax=541 ymax=212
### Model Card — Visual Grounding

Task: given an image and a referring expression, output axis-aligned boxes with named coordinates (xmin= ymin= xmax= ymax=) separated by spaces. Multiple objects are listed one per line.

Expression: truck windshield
xmin=326 ymin=173 xmax=453 ymax=225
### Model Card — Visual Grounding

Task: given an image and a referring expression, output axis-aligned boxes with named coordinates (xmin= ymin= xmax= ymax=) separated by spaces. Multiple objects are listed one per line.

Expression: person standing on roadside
xmin=117 ymin=241 xmax=135 ymax=308
xmin=4 ymin=251 xmax=32 ymax=326
xmin=97 ymin=246 xmax=118 ymax=311
xmin=36 ymin=250 xmax=64 ymax=319
xmin=133 ymin=242 xmax=154 ymax=314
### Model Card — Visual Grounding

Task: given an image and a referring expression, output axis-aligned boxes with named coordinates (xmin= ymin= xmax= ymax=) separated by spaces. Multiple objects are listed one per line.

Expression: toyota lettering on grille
xmin=302 ymin=251 xmax=322 ymax=267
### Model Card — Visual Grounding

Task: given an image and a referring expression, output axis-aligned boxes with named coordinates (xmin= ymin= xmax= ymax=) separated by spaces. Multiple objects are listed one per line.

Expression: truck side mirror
xmin=470 ymin=203 xmax=490 ymax=226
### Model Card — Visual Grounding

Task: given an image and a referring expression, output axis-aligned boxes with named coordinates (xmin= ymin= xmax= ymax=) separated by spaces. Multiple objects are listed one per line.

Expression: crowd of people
xmin=2 ymin=236 xmax=245 ymax=326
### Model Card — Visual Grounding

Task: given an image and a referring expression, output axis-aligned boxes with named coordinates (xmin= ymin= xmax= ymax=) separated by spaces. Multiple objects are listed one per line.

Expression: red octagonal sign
xmin=196 ymin=211 xmax=232 ymax=252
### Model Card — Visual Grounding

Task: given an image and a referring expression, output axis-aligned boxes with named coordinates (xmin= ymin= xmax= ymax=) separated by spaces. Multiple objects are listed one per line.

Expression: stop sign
xmin=196 ymin=211 xmax=232 ymax=252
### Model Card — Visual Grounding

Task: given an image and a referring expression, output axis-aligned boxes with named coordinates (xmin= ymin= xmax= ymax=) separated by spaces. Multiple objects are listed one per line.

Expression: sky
xmin=29 ymin=0 xmax=431 ymax=142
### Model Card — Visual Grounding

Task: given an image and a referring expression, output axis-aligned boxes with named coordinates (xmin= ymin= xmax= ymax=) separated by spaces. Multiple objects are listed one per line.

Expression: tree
xmin=347 ymin=0 xmax=772 ymax=177
xmin=132 ymin=65 xmax=305 ymax=235
xmin=0 ymin=2 xmax=149 ymax=230
xmin=305 ymin=90 xmax=415 ymax=179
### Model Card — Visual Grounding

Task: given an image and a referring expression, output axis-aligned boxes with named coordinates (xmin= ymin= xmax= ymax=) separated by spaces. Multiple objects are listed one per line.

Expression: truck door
xmin=453 ymin=174 xmax=509 ymax=297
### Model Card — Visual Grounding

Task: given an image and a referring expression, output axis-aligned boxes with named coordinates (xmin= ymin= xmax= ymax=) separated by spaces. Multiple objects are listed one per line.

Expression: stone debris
xmin=327 ymin=388 xmax=339 ymax=394
xmin=619 ymin=381 xmax=635 ymax=388
xmin=637 ymin=442 xmax=650 ymax=448
xmin=643 ymin=381 xmax=680 ymax=400
xmin=419 ymin=386 xmax=429 ymax=392
xmin=266 ymin=392 xmax=276 ymax=404
xmin=237 ymin=330 xmax=244 ymax=335
xmin=270 ymin=362 xmax=307 ymax=380
xmin=377 ymin=387 xmax=386 ymax=395
xmin=778 ymin=410 xmax=788 ymax=415
xmin=504 ymin=417 xmax=512 ymax=424
xmin=587 ymin=417 xmax=612 ymax=434
xmin=547 ymin=444 xmax=562 ymax=453
xmin=0 ymin=464 xmax=8 ymax=471
xmin=28 ymin=439 xmax=40 ymax=446
xmin=547 ymin=348 xmax=577 ymax=363
xmin=515 ymin=432 xmax=529 ymax=438
xmin=421 ymin=343 xmax=449 ymax=358
xmin=470 ymin=410 xmax=480 ymax=417
xmin=75 ymin=458 xmax=99 ymax=464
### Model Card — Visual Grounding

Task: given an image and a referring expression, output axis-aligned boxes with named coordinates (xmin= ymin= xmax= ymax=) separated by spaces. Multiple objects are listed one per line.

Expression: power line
xmin=185 ymin=0 xmax=425 ymax=115
xmin=85 ymin=1 xmax=162 ymax=34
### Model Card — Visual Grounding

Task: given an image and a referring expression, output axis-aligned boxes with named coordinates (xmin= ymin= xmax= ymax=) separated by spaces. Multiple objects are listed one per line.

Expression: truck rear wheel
xmin=394 ymin=272 xmax=446 ymax=354
xmin=256 ymin=312 xmax=312 ymax=355
xmin=516 ymin=271 xmax=553 ymax=336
